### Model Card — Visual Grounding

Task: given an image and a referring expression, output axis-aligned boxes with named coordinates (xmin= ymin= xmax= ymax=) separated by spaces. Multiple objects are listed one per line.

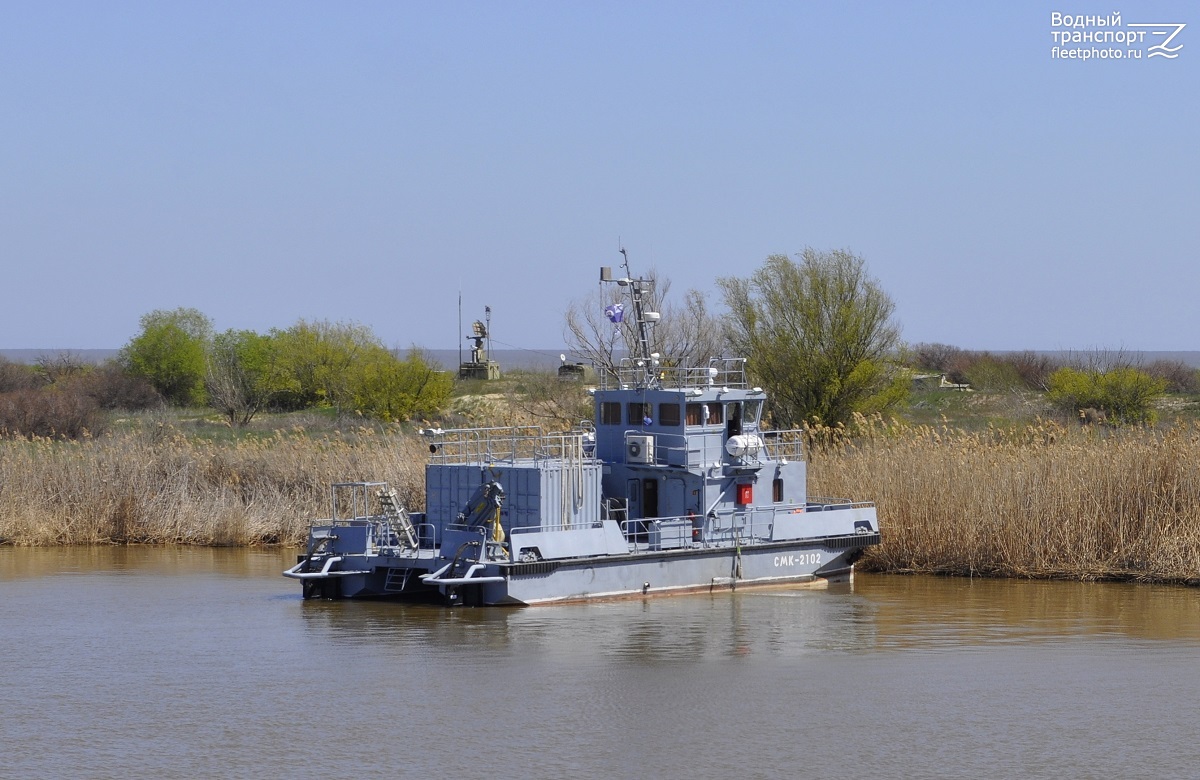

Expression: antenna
xmin=485 ymin=306 xmax=492 ymax=364
xmin=457 ymin=290 xmax=463 ymax=368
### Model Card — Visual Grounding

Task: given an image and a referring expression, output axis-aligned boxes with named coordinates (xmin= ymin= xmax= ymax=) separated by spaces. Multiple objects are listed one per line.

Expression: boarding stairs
xmin=377 ymin=488 xmax=418 ymax=549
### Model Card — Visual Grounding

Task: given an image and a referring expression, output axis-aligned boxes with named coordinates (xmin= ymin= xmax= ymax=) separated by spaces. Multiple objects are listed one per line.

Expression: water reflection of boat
xmin=296 ymin=586 xmax=880 ymax=661
xmin=284 ymin=256 xmax=880 ymax=605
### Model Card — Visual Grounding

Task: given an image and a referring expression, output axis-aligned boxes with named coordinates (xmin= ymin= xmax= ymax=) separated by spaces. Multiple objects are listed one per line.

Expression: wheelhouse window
xmin=629 ymin=402 xmax=650 ymax=425
xmin=773 ymin=478 xmax=784 ymax=503
xmin=686 ymin=402 xmax=724 ymax=426
xmin=600 ymin=402 xmax=622 ymax=425
xmin=744 ymin=400 xmax=763 ymax=428
xmin=659 ymin=403 xmax=681 ymax=427
xmin=727 ymin=402 xmax=743 ymax=437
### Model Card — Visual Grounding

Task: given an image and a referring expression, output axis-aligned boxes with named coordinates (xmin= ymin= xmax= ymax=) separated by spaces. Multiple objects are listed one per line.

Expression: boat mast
xmin=600 ymin=248 xmax=659 ymax=362
xmin=621 ymin=248 xmax=654 ymax=363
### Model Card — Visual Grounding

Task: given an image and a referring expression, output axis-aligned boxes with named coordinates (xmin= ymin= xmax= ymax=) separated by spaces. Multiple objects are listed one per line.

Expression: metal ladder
xmin=377 ymin=488 xmax=418 ymax=548
xmin=383 ymin=568 xmax=413 ymax=592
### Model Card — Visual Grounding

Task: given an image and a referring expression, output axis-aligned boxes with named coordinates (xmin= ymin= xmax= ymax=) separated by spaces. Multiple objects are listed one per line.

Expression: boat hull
xmin=491 ymin=539 xmax=866 ymax=605
xmin=295 ymin=534 xmax=875 ymax=606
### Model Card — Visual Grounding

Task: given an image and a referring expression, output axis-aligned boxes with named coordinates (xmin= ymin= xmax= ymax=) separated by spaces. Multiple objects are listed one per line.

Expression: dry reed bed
xmin=7 ymin=417 xmax=1200 ymax=585
xmin=0 ymin=426 xmax=426 ymax=547
xmin=809 ymin=417 xmax=1200 ymax=583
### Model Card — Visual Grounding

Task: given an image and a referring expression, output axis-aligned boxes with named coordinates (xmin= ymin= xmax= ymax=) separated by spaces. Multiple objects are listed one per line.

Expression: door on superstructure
xmin=626 ymin=478 xmax=646 ymax=540
xmin=662 ymin=477 xmax=688 ymax=518
xmin=642 ymin=478 xmax=659 ymax=519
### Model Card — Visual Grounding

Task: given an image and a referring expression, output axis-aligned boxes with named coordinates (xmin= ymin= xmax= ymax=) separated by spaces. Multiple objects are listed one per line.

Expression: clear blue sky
xmin=2 ymin=1 xmax=1196 ymax=352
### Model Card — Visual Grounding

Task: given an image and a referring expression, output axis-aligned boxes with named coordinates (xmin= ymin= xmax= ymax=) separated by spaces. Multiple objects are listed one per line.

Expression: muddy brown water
xmin=3 ymin=547 xmax=1199 ymax=779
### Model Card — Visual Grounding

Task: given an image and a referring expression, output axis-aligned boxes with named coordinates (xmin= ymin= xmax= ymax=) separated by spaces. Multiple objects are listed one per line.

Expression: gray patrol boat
xmin=284 ymin=256 xmax=881 ymax=605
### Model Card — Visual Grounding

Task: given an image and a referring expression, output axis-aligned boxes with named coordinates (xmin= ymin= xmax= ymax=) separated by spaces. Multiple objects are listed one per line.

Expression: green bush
xmin=351 ymin=348 xmax=452 ymax=422
xmin=1047 ymin=366 xmax=1165 ymax=425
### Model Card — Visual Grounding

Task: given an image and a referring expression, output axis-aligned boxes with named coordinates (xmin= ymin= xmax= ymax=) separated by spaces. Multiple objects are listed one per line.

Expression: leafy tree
xmin=1047 ymin=366 xmax=1165 ymax=425
xmin=719 ymin=249 xmax=902 ymax=427
xmin=206 ymin=329 xmax=282 ymax=427
xmin=119 ymin=308 xmax=213 ymax=406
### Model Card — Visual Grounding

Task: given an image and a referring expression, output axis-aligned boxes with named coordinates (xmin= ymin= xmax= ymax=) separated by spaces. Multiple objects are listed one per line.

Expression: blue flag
xmin=604 ymin=303 xmax=624 ymax=324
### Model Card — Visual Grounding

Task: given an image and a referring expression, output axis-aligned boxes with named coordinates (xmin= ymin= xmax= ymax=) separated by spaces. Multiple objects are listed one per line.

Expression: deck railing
xmin=424 ymin=426 xmax=593 ymax=465
xmin=760 ymin=429 xmax=805 ymax=462
xmin=507 ymin=499 xmax=873 ymax=557
xmin=600 ymin=357 xmax=748 ymax=391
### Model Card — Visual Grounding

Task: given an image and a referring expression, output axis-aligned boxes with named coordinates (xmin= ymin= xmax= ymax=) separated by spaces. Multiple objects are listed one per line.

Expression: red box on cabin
xmin=736 ymin=483 xmax=753 ymax=505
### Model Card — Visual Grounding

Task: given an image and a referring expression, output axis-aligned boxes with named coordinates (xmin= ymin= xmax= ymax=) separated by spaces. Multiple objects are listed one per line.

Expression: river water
xmin=3 ymin=547 xmax=1199 ymax=779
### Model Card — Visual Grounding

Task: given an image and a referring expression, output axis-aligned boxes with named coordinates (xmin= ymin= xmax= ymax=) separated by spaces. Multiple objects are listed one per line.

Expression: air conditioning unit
xmin=627 ymin=434 xmax=656 ymax=464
